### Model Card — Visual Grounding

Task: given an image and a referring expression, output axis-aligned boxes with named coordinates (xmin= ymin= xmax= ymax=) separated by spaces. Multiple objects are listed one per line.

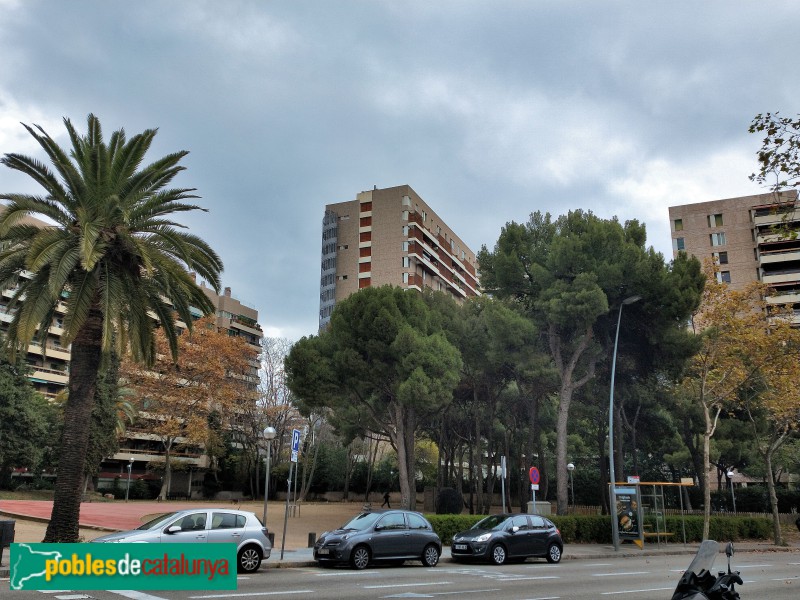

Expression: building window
xmin=360 ymin=231 xmax=371 ymax=243
xmin=402 ymin=256 xmax=410 ymax=268
xmin=360 ymin=216 xmax=371 ymax=227
xmin=358 ymin=277 xmax=370 ymax=289
xmin=402 ymin=225 xmax=409 ymax=236
xmin=716 ymin=271 xmax=731 ymax=283
xmin=673 ymin=237 xmax=685 ymax=252
xmin=360 ymin=201 xmax=372 ymax=212
xmin=422 ymin=210 xmax=427 ymax=222
xmin=402 ymin=272 xmax=409 ymax=284
xmin=359 ymin=262 xmax=371 ymax=273
xmin=673 ymin=218 xmax=683 ymax=231
xmin=710 ymin=232 xmax=726 ymax=246
xmin=708 ymin=213 xmax=724 ymax=227
xmin=402 ymin=241 xmax=409 ymax=252
xmin=402 ymin=210 xmax=409 ymax=221
xmin=337 ymin=244 xmax=348 ymax=250
xmin=713 ymin=251 xmax=728 ymax=265
xmin=360 ymin=247 xmax=371 ymax=258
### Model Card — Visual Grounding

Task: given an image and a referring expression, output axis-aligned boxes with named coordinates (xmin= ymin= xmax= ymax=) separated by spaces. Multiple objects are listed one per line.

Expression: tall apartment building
xmin=103 ymin=283 xmax=263 ymax=496
xmin=0 ymin=212 xmax=71 ymax=399
xmin=0 ymin=206 xmax=264 ymax=493
xmin=319 ymin=185 xmax=480 ymax=329
xmin=668 ymin=190 xmax=800 ymax=326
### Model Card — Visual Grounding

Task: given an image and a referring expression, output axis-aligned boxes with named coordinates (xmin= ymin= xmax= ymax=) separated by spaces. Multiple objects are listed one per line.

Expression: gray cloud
xmin=1 ymin=0 xmax=796 ymax=339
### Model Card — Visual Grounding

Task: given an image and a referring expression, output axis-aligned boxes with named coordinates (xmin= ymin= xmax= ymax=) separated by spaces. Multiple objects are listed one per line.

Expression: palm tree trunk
xmin=44 ymin=308 xmax=103 ymax=543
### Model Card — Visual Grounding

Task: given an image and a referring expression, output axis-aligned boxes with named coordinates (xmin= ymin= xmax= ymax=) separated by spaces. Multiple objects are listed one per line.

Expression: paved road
xmin=4 ymin=550 xmax=800 ymax=600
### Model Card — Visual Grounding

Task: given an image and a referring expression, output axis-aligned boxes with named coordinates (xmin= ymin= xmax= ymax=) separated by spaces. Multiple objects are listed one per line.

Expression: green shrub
xmin=426 ymin=514 xmax=483 ymax=544
xmin=429 ymin=514 xmax=773 ymax=545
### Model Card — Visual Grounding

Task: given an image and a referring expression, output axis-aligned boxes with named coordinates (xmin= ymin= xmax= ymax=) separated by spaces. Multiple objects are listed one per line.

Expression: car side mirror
xmin=511 ymin=526 xmax=519 ymax=534
xmin=166 ymin=525 xmax=181 ymax=534
xmin=726 ymin=542 xmax=734 ymax=558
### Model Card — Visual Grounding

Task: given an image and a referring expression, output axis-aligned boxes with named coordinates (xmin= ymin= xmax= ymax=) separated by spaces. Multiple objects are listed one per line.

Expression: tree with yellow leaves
xmin=682 ymin=262 xmax=800 ymax=540
xmin=121 ymin=316 xmax=258 ymax=499
xmin=737 ymin=301 xmax=800 ymax=545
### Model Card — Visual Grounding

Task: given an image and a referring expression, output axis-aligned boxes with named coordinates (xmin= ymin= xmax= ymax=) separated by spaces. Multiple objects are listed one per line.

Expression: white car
xmin=91 ymin=508 xmax=271 ymax=573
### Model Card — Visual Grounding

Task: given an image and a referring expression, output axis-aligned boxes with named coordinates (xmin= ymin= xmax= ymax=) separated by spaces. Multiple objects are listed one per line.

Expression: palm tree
xmin=0 ymin=114 xmax=223 ymax=542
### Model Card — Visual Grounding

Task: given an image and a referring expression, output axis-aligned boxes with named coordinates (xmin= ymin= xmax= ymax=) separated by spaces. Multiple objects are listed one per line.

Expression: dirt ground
xmin=8 ymin=500 xmax=368 ymax=551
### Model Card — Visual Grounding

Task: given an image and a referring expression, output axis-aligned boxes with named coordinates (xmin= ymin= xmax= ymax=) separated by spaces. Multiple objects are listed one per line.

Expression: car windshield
xmin=137 ymin=512 xmax=179 ymax=530
xmin=339 ymin=511 xmax=383 ymax=531
xmin=472 ymin=515 xmax=511 ymax=531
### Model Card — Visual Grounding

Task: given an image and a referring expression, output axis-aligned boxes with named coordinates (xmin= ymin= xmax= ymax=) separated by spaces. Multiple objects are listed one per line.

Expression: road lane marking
xmin=601 ymin=587 xmax=673 ymax=595
xmin=108 ymin=590 xmax=166 ymax=600
xmin=111 ymin=592 xmax=170 ymax=600
xmin=737 ymin=564 xmax=771 ymax=568
xmin=314 ymin=570 xmax=379 ymax=577
xmin=365 ymin=582 xmax=451 ymax=589
xmin=587 ymin=563 xmax=613 ymax=567
xmin=592 ymin=571 xmax=650 ymax=577
xmin=52 ymin=596 xmax=90 ymax=600
xmin=188 ymin=592 xmax=314 ymax=599
xmin=383 ymin=589 xmax=502 ymax=598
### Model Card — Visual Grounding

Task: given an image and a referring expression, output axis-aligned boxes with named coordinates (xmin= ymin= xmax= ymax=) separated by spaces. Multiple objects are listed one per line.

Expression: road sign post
xmin=529 ymin=467 xmax=540 ymax=514
xmin=281 ymin=429 xmax=302 ymax=560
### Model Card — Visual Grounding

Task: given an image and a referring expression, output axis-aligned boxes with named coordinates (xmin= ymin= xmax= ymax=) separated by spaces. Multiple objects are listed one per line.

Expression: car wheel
xmin=422 ymin=544 xmax=440 ymax=567
xmin=490 ymin=543 xmax=507 ymax=565
xmin=350 ymin=545 xmax=371 ymax=570
xmin=546 ymin=543 xmax=562 ymax=564
xmin=237 ymin=546 xmax=262 ymax=573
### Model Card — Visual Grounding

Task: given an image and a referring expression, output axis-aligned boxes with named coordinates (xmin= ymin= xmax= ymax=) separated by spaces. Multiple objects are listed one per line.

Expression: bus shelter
xmin=611 ymin=480 xmax=693 ymax=549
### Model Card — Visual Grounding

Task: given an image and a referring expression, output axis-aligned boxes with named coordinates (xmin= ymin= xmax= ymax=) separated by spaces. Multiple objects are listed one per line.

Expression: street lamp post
xmin=727 ymin=470 xmax=737 ymax=514
xmin=125 ymin=457 xmax=134 ymax=503
xmin=608 ymin=295 xmax=640 ymax=551
xmin=567 ymin=463 xmax=575 ymax=512
xmin=262 ymin=426 xmax=277 ymax=526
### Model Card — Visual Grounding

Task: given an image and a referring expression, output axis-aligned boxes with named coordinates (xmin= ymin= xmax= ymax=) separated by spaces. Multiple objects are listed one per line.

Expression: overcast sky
xmin=0 ymin=1 xmax=795 ymax=340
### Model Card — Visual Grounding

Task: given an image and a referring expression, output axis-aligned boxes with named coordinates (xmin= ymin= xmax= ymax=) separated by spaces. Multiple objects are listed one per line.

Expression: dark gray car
xmin=90 ymin=508 xmax=271 ymax=573
xmin=313 ymin=509 xmax=441 ymax=569
xmin=451 ymin=513 xmax=563 ymax=565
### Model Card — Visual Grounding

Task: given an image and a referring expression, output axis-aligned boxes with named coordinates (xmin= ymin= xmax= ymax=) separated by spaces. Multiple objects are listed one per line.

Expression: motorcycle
xmin=671 ymin=540 xmax=743 ymax=600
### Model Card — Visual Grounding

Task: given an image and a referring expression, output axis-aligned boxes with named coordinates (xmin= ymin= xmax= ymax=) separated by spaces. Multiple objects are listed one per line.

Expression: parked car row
xmin=313 ymin=510 xmax=563 ymax=569
xmin=90 ymin=507 xmax=564 ymax=573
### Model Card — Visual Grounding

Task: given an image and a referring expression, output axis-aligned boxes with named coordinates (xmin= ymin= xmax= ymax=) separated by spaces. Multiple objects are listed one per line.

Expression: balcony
xmin=762 ymin=270 xmax=800 ymax=285
xmin=28 ymin=341 xmax=71 ymax=361
xmin=753 ymin=207 xmax=799 ymax=227
xmin=759 ymin=248 xmax=800 ymax=264
xmin=29 ymin=365 xmax=69 ymax=385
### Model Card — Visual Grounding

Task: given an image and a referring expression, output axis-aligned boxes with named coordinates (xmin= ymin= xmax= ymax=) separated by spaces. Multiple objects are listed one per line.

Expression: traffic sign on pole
xmin=528 ymin=466 xmax=540 ymax=485
xmin=290 ymin=429 xmax=301 ymax=463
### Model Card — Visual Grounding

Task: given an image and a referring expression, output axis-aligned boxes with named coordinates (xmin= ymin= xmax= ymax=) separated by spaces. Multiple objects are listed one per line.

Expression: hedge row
xmin=425 ymin=514 xmax=773 ymax=545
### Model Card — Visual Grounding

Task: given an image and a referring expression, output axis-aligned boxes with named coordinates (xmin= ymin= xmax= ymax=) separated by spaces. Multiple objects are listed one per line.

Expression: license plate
xmin=317 ymin=548 xmax=330 ymax=555
xmin=454 ymin=544 xmax=467 ymax=550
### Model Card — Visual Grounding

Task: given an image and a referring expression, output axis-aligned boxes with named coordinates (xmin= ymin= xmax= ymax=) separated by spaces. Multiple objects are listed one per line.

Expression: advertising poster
xmin=614 ymin=487 xmax=642 ymax=540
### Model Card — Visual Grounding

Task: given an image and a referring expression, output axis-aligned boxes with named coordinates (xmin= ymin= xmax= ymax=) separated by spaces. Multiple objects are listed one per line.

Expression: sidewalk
xmin=2 ymin=499 xmax=799 ymax=577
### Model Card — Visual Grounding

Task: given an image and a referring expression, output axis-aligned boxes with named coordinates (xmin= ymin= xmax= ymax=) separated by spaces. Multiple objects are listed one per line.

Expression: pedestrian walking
xmin=382 ymin=491 xmax=391 ymax=508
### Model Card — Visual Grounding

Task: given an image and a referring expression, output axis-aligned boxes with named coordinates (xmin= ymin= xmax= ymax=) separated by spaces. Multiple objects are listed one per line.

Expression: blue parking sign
xmin=291 ymin=429 xmax=301 ymax=463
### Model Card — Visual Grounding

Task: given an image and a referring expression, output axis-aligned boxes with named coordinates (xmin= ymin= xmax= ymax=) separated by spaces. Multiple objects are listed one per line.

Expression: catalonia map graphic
xmin=10 ymin=543 xmax=63 ymax=590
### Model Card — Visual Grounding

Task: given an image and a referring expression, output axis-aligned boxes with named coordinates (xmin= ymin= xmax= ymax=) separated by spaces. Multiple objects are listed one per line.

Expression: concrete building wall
xmin=319 ymin=185 xmax=479 ymax=330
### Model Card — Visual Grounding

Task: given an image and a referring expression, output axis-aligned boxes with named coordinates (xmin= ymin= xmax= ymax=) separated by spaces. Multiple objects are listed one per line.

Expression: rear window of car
xmin=530 ymin=516 xmax=546 ymax=528
xmin=212 ymin=512 xmax=245 ymax=529
xmin=407 ymin=513 xmax=431 ymax=530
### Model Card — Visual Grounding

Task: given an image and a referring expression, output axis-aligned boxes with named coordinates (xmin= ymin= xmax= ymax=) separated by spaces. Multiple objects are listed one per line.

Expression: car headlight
xmin=475 ymin=533 xmax=491 ymax=543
